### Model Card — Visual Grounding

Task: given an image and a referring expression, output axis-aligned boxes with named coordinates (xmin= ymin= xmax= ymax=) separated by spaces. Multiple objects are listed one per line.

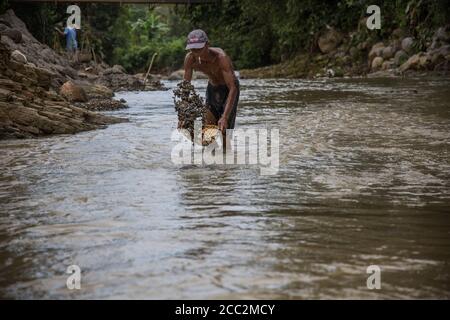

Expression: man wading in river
xmin=182 ymin=29 xmax=240 ymax=144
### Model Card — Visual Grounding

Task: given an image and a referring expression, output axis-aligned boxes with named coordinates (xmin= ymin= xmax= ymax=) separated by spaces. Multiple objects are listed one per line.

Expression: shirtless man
xmin=183 ymin=29 xmax=240 ymax=134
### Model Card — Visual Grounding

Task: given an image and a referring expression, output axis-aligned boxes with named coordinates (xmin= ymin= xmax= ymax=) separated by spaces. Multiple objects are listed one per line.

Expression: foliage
xmin=5 ymin=1 xmax=450 ymax=72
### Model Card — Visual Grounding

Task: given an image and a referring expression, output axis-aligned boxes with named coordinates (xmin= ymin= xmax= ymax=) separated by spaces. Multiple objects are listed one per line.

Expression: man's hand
xmin=218 ymin=115 xmax=228 ymax=132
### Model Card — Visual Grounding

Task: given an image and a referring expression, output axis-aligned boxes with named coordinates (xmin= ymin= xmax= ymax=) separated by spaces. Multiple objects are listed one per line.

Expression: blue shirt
xmin=64 ymin=27 xmax=78 ymax=50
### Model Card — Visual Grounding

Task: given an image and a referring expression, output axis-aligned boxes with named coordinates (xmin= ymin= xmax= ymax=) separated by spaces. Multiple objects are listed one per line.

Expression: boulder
xmin=318 ymin=27 xmax=343 ymax=54
xmin=11 ymin=49 xmax=27 ymax=64
xmin=371 ymin=56 xmax=384 ymax=71
xmin=394 ymin=50 xmax=408 ymax=66
xmin=0 ymin=28 xmax=22 ymax=43
xmin=382 ymin=46 xmax=395 ymax=59
xmin=59 ymin=81 xmax=88 ymax=102
xmin=401 ymin=37 xmax=414 ymax=53
xmin=368 ymin=42 xmax=385 ymax=62
xmin=399 ymin=53 xmax=421 ymax=72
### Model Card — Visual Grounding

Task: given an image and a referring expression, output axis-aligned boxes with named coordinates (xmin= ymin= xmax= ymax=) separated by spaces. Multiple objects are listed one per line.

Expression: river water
xmin=0 ymin=78 xmax=449 ymax=299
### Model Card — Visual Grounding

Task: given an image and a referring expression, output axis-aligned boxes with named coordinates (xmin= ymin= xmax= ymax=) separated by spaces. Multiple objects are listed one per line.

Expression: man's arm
xmin=217 ymin=56 xmax=237 ymax=132
xmin=183 ymin=53 xmax=194 ymax=82
xmin=54 ymin=27 xmax=64 ymax=36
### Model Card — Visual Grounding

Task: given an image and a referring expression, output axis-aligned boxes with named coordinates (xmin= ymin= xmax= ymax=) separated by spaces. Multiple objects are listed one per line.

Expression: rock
xmin=392 ymin=28 xmax=405 ymax=39
xmin=349 ymin=47 xmax=359 ymax=58
xmin=382 ymin=46 xmax=395 ymax=59
xmin=371 ymin=56 xmax=384 ymax=70
xmin=318 ymin=27 xmax=343 ymax=54
xmin=399 ymin=53 xmax=421 ymax=72
xmin=0 ymin=28 xmax=22 ymax=43
xmin=401 ymin=37 xmax=414 ymax=53
xmin=326 ymin=69 xmax=335 ymax=77
xmin=394 ymin=50 xmax=408 ymax=66
xmin=0 ymin=18 xmax=12 ymax=28
xmin=168 ymin=69 xmax=185 ymax=80
xmin=430 ymin=39 xmax=440 ymax=50
xmin=357 ymin=41 xmax=369 ymax=51
xmin=102 ymin=65 xmax=126 ymax=75
xmin=419 ymin=54 xmax=431 ymax=69
xmin=435 ymin=27 xmax=450 ymax=42
xmin=79 ymin=83 xmax=113 ymax=100
xmin=113 ymin=65 xmax=126 ymax=73
xmin=429 ymin=45 xmax=450 ymax=65
xmin=0 ymin=39 xmax=126 ymax=139
xmin=368 ymin=42 xmax=385 ymax=62
xmin=11 ymin=49 xmax=27 ymax=64
xmin=78 ymin=98 xmax=128 ymax=111
xmin=33 ymin=65 xmax=54 ymax=90
xmin=60 ymin=81 xmax=88 ymax=102
xmin=382 ymin=60 xmax=395 ymax=70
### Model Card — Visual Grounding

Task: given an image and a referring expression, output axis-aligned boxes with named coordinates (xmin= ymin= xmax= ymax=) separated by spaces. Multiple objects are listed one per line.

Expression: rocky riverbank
xmin=240 ymin=24 xmax=450 ymax=79
xmin=0 ymin=9 xmax=167 ymax=139
xmin=0 ymin=40 xmax=127 ymax=139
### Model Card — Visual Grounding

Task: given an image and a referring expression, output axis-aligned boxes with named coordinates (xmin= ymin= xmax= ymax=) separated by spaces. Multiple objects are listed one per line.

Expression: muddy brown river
xmin=1 ymin=78 xmax=449 ymax=299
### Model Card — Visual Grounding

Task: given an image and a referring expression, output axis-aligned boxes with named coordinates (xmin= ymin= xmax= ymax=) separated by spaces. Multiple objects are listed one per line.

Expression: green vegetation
xmin=183 ymin=0 xmax=449 ymax=69
xmin=6 ymin=0 xmax=450 ymax=73
xmin=110 ymin=6 xmax=189 ymax=73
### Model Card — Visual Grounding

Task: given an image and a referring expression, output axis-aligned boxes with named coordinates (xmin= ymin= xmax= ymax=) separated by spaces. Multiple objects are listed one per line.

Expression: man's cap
xmin=186 ymin=29 xmax=208 ymax=50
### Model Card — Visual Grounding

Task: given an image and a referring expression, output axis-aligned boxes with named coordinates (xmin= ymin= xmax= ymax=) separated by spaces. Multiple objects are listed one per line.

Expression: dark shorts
xmin=205 ymin=79 xmax=240 ymax=129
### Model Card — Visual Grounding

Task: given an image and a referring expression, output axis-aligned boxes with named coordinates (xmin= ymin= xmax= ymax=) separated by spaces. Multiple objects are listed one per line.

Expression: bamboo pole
xmin=143 ymin=52 xmax=158 ymax=89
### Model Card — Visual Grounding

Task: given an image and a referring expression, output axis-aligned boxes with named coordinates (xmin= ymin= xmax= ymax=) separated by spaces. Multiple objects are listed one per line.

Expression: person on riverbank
xmin=183 ymin=29 xmax=239 ymax=137
xmin=55 ymin=23 xmax=78 ymax=62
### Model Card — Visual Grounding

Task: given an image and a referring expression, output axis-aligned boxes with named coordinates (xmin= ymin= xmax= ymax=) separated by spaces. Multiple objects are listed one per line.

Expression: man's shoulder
xmin=211 ymin=47 xmax=227 ymax=57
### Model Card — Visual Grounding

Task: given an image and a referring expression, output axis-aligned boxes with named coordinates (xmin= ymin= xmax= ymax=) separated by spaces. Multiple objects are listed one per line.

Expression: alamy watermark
xmin=366 ymin=5 xmax=381 ymax=30
xmin=171 ymin=122 xmax=279 ymax=176
xmin=366 ymin=265 xmax=381 ymax=290
xmin=66 ymin=265 xmax=81 ymax=290
xmin=66 ymin=5 xmax=81 ymax=29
